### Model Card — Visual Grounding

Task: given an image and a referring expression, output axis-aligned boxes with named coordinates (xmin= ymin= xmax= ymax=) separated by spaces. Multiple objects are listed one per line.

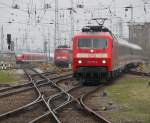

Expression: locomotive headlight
xmin=78 ymin=60 xmax=82 ymax=64
xmin=62 ymin=56 xmax=67 ymax=59
xmin=17 ymin=55 xmax=22 ymax=57
xmin=102 ymin=60 xmax=106 ymax=64
xmin=57 ymin=57 xmax=61 ymax=59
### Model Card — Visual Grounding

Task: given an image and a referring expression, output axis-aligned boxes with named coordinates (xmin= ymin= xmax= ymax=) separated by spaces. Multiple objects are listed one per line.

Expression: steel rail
xmin=0 ymin=71 xmax=71 ymax=93
xmin=25 ymin=68 xmax=63 ymax=123
xmin=0 ymin=69 xmax=40 ymax=118
xmin=0 ymin=80 xmax=44 ymax=98
xmin=28 ymin=101 xmax=75 ymax=123
xmin=28 ymin=69 xmax=116 ymax=123
xmin=28 ymin=85 xmax=81 ymax=123
xmin=48 ymin=84 xmax=81 ymax=110
xmin=0 ymin=82 xmax=34 ymax=92
xmin=0 ymin=70 xmax=72 ymax=119
xmin=42 ymin=95 xmax=61 ymax=123
xmin=0 ymin=92 xmax=41 ymax=118
xmin=48 ymin=84 xmax=112 ymax=123
xmin=29 ymin=85 xmax=93 ymax=123
xmin=0 ymin=69 xmax=42 ymax=118
xmin=24 ymin=69 xmax=42 ymax=96
xmin=52 ymin=85 xmax=93 ymax=112
xmin=32 ymin=68 xmax=100 ymax=123
xmin=0 ymin=73 xmax=72 ymax=98
xmin=31 ymin=68 xmax=80 ymax=103
xmin=28 ymin=111 xmax=51 ymax=123
xmin=79 ymin=86 xmax=112 ymax=123
xmin=31 ymin=71 xmax=57 ymax=77
xmin=1 ymin=68 xmax=73 ymax=123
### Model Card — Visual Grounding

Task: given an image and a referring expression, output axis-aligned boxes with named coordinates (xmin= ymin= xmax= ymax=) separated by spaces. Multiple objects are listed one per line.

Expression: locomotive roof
xmin=15 ymin=51 xmax=45 ymax=55
xmin=21 ymin=52 xmax=45 ymax=55
xmin=55 ymin=47 xmax=72 ymax=50
xmin=73 ymin=32 xmax=142 ymax=50
xmin=73 ymin=32 xmax=112 ymax=38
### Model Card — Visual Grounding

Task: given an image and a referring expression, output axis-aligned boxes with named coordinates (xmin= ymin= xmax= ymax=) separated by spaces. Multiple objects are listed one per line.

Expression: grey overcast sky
xmin=0 ymin=0 xmax=150 ymax=51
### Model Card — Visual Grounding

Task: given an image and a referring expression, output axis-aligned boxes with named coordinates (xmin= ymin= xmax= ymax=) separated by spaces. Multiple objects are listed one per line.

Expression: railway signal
xmin=6 ymin=34 xmax=14 ymax=51
xmin=7 ymin=34 xmax=11 ymax=44
xmin=8 ymin=45 xmax=11 ymax=50
xmin=7 ymin=34 xmax=11 ymax=50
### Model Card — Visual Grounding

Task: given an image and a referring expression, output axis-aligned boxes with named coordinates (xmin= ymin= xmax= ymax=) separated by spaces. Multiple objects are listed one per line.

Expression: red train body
xmin=16 ymin=52 xmax=47 ymax=63
xmin=72 ymin=26 xmax=142 ymax=82
xmin=54 ymin=48 xmax=72 ymax=67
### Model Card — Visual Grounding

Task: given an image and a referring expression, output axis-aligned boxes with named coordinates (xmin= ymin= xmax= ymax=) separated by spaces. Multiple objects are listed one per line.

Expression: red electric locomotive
xmin=54 ymin=45 xmax=72 ymax=67
xmin=72 ymin=19 xmax=142 ymax=82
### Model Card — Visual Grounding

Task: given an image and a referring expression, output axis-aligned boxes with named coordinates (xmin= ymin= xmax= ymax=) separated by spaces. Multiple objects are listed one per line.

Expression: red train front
xmin=72 ymin=27 xmax=113 ymax=81
xmin=54 ymin=46 xmax=72 ymax=67
xmin=72 ymin=25 xmax=142 ymax=82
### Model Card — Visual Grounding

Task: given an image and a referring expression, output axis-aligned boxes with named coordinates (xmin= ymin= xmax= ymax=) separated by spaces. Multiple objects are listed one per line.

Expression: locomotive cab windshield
xmin=55 ymin=49 xmax=71 ymax=53
xmin=78 ymin=38 xmax=108 ymax=49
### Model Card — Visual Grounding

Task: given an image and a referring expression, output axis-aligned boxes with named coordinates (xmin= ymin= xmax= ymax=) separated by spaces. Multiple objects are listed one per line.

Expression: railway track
xmin=0 ymin=69 xmax=59 ymax=95
xmin=0 ymin=71 xmax=72 ymax=98
xmin=0 ymin=88 xmax=37 ymax=114
xmin=80 ymin=86 xmax=112 ymax=123
xmin=0 ymin=69 xmax=72 ymax=121
xmin=30 ymin=84 xmax=112 ymax=123
xmin=29 ymin=69 xmax=112 ymax=123
xmin=0 ymin=68 xmax=74 ymax=123
xmin=0 ymin=68 xmax=113 ymax=123
xmin=33 ymin=69 xmax=113 ymax=123
xmin=53 ymin=85 xmax=112 ymax=123
xmin=51 ymin=86 xmax=102 ymax=123
xmin=79 ymin=70 xmax=150 ymax=123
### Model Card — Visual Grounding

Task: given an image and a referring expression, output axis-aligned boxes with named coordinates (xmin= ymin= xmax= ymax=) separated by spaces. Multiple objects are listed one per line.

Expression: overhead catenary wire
xmin=0 ymin=0 xmax=150 ymax=51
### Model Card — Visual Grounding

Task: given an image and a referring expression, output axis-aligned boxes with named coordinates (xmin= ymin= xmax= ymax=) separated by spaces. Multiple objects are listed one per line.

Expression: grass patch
xmin=0 ymin=70 xmax=18 ymax=84
xmin=104 ymin=75 xmax=150 ymax=123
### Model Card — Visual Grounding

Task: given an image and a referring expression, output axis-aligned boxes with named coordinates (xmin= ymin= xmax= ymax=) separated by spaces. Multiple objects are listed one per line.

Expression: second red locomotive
xmin=54 ymin=45 xmax=72 ymax=67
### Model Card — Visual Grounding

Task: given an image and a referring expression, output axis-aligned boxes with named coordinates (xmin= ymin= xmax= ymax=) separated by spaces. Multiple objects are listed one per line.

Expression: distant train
xmin=72 ymin=23 xmax=143 ymax=83
xmin=54 ymin=45 xmax=72 ymax=67
xmin=15 ymin=51 xmax=47 ymax=63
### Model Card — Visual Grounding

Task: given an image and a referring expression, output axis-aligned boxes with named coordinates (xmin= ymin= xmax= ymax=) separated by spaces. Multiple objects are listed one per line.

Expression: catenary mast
xmin=54 ymin=0 xmax=59 ymax=49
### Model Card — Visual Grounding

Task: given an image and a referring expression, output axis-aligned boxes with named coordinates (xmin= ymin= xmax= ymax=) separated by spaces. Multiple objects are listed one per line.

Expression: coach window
xmin=130 ymin=49 xmax=133 ymax=55
xmin=112 ymin=35 xmax=118 ymax=47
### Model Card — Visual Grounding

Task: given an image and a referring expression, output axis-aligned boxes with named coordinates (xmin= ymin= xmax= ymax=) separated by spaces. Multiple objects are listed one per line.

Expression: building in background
xmin=129 ymin=22 xmax=150 ymax=61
